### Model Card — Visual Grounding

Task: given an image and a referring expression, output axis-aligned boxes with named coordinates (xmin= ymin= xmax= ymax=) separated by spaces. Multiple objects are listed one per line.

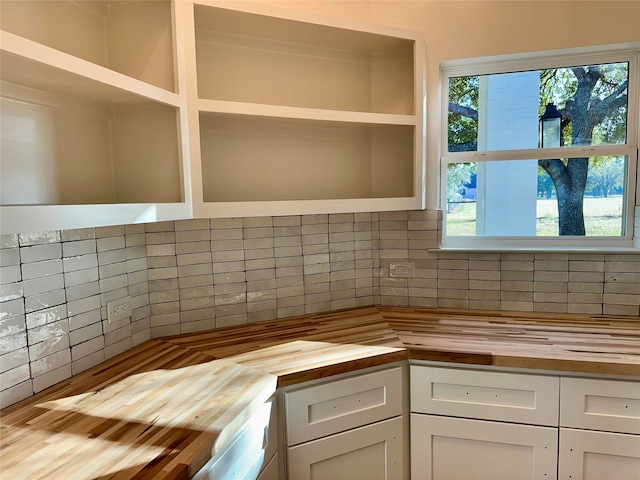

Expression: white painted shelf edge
xmin=0 ymin=30 xmax=182 ymax=108
xmin=198 ymin=99 xmax=419 ymax=126
xmin=0 ymin=204 xmax=193 ymax=235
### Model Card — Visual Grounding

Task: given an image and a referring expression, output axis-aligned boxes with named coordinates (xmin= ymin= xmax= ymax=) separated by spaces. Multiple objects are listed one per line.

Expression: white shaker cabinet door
xmin=287 ymin=416 xmax=403 ymax=480
xmin=411 ymin=414 xmax=558 ymax=480
xmin=559 ymin=428 xmax=640 ymax=480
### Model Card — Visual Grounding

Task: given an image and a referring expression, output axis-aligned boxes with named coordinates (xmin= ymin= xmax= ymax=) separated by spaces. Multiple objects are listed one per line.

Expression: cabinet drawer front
xmin=194 ymin=401 xmax=273 ymax=480
xmin=288 ymin=416 xmax=403 ymax=480
xmin=560 ymin=377 xmax=640 ymax=434
xmin=411 ymin=413 xmax=558 ymax=480
xmin=411 ymin=366 xmax=559 ymax=426
xmin=559 ymin=428 xmax=640 ymax=480
xmin=285 ymin=367 xmax=403 ymax=446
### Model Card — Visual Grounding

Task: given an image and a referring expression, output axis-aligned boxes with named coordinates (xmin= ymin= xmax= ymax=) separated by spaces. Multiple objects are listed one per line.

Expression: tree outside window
xmin=444 ymin=58 xmax=633 ymax=240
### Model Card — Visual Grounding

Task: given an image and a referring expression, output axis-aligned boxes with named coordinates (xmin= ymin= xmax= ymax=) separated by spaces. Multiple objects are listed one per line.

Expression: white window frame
xmin=440 ymin=43 xmax=640 ymax=251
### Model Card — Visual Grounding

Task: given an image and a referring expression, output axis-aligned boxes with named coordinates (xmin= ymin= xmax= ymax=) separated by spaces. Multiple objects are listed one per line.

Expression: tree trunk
xmin=539 ymin=157 xmax=589 ymax=235
xmin=557 ymin=187 xmax=586 ymax=235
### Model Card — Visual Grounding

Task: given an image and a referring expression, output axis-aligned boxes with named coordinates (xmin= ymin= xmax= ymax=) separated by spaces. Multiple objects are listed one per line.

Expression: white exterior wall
xmin=476 ymin=71 xmax=539 ymax=236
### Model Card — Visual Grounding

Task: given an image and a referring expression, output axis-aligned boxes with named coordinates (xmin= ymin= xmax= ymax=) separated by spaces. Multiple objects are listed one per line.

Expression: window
xmin=440 ymin=45 xmax=639 ymax=249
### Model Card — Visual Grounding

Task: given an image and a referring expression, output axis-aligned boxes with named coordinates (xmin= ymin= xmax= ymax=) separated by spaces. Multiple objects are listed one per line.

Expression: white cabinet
xmin=411 ymin=414 xmax=558 ymax=480
xmin=0 ymin=0 xmax=191 ymax=234
xmin=410 ymin=365 xmax=559 ymax=480
xmin=0 ymin=0 xmax=426 ymax=233
xmin=194 ymin=396 xmax=278 ymax=480
xmin=288 ymin=416 xmax=403 ymax=480
xmin=183 ymin=1 xmax=426 ymax=219
xmin=558 ymin=377 xmax=640 ymax=480
xmin=410 ymin=364 xmax=640 ymax=480
xmin=559 ymin=428 xmax=640 ymax=480
xmin=285 ymin=365 xmax=405 ymax=480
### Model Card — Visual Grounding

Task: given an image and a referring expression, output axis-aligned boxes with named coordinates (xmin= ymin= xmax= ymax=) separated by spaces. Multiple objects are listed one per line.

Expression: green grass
xmin=447 ymin=197 xmax=624 ymax=236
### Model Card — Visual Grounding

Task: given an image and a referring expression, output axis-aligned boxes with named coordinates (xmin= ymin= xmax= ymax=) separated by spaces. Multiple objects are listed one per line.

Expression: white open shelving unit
xmin=185 ymin=0 xmax=426 ymax=218
xmin=0 ymin=0 xmax=191 ymax=234
xmin=0 ymin=0 xmax=426 ymax=234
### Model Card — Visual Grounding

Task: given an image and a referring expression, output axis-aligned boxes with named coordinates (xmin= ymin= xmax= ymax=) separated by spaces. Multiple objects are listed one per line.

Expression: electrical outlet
xmin=389 ymin=262 xmax=414 ymax=278
xmin=107 ymin=296 xmax=131 ymax=324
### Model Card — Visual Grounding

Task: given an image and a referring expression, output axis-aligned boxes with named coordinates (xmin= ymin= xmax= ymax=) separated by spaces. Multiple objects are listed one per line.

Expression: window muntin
xmin=441 ymin=47 xmax=638 ymax=249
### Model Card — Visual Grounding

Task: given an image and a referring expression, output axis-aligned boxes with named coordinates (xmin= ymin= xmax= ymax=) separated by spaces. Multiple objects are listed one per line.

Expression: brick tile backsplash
xmin=2 ymin=209 xmax=640 ymax=407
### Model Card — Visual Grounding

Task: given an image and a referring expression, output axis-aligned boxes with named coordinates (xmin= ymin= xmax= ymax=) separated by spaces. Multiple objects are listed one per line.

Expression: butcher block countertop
xmin=2 ymin=306 xmax=639 ymax=479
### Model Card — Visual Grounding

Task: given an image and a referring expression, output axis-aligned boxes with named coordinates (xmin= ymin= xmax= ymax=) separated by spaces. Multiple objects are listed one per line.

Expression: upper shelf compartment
xmin=0 ymin=0 xmax=176 ymax=93
xmin=193 ymin=3 xmax=416 ymax=115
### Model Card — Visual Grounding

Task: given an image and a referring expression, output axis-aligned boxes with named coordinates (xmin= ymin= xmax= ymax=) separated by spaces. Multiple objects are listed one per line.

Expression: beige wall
xmin=265 ymin=0 xmax=640 ymax=206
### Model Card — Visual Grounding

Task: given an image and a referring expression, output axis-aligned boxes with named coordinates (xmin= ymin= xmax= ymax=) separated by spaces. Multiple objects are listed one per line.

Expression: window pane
xmin=447 ymin=62 xmax=629 ymax=152
xmin=445 ymin=157 xmax=627 ymax=237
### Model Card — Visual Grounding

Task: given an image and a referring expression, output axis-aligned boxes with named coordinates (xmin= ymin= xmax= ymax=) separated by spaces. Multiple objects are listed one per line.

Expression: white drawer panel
xmin=561 ymin=377 xmax=640 ymax=434
xmin=194 ymin=401 xmax=272 ymax=480
xmin=411 ymin=365 xmax=559 ymax=426
xmin=285 ymin=366 xmax=403 ymax=446
xmin=263 ymin=396 xmax=278 ymax=465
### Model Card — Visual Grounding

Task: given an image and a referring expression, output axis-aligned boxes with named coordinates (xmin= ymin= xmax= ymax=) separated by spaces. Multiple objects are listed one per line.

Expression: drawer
xmin=560 ymin=377 xmax=640 ymax=434
xmin=285 ymin=366 xmax=403 ymax=446
xmin=410 ymin=365 xmax=559 ymax=426
xmin=193 ymin=401 xmax=273 ymax=480
xmin=263 ymin=396 xmax=278 ymax=466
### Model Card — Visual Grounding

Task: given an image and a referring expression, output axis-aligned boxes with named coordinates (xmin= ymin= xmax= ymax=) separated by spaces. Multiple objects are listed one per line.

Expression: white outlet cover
xmin=107 ymin=296 xmax=132 ymax=324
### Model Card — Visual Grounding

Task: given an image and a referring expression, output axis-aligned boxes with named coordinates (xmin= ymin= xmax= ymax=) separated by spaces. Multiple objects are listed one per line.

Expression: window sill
xmin=432 ymin=246 xmax=639 ymax=254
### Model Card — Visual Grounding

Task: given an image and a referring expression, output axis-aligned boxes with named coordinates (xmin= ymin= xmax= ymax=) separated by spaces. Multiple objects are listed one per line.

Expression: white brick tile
xmin=176 ymin=229 xmax=210 ymax=243
xmin=131 ymin=329 xmax=151 ymax=346
xmin=0 ymin=234 xmax=19 ymax=249
xmin=69 ymin=322 xmax=103 ymax=346
xmin=97 ymin=263 xmax=126 ymax=282
xmin=211 ymin=239 xmax=244 ymax=251
xmin=0 ymin=380 xmax=33 ymax=409
xmin=33 ymin=363 xmax=72 ymax=393
xmin=23 ymin=274 xmax=64 ymax=296
xmin=22 ymin=259 xmax=63 ymax=280
xmin=105 ymin=337 xmax=133 ymax=359
xmin=72 ymin=350 xmax=105 ymax=375
xmin=24 ymin=289 xmax=66 ymax=314
xmin=177 ymin=252 xmax=212 ymax=266
xmin=0 ymin=331 xmax=27 ymax=354
xmin=0 ymin=282 xmax=23 ymax=303
xmin=0 ymin=363 xmax=31 ymax=391
xmin=127 ymin=258 xmax=147 ymax=274
xmin=19 ymin=231 xmax=60 ymax=246
xmin=147 ymin=267 xmax=177 ymax=281
xmin=144 ymin=221 xmax=175 ymax=233
xmin=175 ymin=219 xmax=210 ymax=231
xmin=0 ymin=248 xmax=20 ymax=267
xmin=71 ymin=336 xmax=105 ymax=361
xmin=62 ymin=239 xmax=96 ymax=257
xmin=67 ymin=294 xmax=101 ymax=317
xmin=27 ymin=318 xmax=69 ymax=344
xmin=29 ymin=334 xmax=70 ymax=362
xmin=20 ymin=243 xmax=62 ymax=263
xmin=0 ymin=265 xmax=22 ymax=284
xmin=97 ymin=248 xmax=127 ymax=266
xmin=68 ymin=309 xmax=101 ymax=331
xmin=25 ymin=304 xmax=66 ymax=329
xmin=30 ymin=348 xmax=71 ymax=378
xmin=178 ymin=275 xmax=212 ymax=289
xmin=0 ymin=346 xmax=28 ymax=374
xmin=63 ymin=253 xmax=98 ymax=273
xmin=61 ymin=228 xmax=95 ymax=242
